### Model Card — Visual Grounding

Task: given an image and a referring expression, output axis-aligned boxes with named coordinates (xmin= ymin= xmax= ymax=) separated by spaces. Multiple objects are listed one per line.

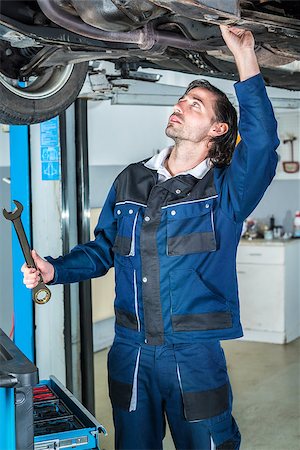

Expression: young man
xmin=23 ymin=26 xmax=279 ymax=450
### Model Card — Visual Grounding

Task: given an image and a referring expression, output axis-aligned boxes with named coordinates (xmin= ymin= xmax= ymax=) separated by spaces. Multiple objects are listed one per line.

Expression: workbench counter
xmin=239 ymin=238 xmax=300 ymax=246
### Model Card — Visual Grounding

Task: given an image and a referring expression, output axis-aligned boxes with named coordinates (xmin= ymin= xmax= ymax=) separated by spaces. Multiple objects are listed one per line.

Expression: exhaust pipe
xmin=36 ymin=0 xmax=212 ymax=52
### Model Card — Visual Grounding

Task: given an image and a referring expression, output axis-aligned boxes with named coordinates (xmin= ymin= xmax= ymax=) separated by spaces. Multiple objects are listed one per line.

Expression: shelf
xmin=274 ymin=171 xmax=300 ymax=180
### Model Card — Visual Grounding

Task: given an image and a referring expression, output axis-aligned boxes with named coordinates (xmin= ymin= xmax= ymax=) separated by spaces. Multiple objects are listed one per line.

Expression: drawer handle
xmin=249 ymin=253 xmax=262 ymax=256
xmin=237 ymin=271 xmax=246 ymax=274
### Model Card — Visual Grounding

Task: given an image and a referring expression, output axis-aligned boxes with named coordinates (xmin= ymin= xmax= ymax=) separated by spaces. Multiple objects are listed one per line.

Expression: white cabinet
xmin=236 ymin=240 xmax=300 ymax=343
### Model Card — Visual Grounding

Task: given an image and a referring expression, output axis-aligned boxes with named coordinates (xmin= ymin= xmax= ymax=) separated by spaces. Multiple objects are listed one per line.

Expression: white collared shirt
xmin=144 ymin=147 xmax=211 ymax=182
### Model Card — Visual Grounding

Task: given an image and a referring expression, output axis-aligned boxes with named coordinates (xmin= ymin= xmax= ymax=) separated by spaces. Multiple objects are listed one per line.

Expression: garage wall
xmin=252 ymin=180 xmax=300 ymax=233
xmin=88 ymin=101 xmax=172 ymax=166
xmin=89 ymin=165 xmax=124 ymax=208
xmin=0 ymin=125 xmax=10 ymax=166
xmin=252 ymin=109 xmax=300 ymax=232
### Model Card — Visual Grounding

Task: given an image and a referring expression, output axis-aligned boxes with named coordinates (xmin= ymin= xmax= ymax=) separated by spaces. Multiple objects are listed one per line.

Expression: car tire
xmin=0 ymin=62 xmax=88 ymax=125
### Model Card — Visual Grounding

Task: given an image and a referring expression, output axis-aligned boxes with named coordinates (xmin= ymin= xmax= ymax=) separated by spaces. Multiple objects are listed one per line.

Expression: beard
xmin=165 ymin=123 xmax=210 ymax=145
xmin=165 ymin=124 xmax=178 ymax=142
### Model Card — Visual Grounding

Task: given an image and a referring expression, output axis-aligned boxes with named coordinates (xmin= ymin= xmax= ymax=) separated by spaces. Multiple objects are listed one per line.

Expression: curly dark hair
xmin=184 ymin=80 xmax=238 ymax=168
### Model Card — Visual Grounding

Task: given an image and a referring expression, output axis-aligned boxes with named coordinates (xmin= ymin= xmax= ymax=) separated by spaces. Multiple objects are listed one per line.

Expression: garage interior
xmin=0 ymin=63 xmax=300 ymax=449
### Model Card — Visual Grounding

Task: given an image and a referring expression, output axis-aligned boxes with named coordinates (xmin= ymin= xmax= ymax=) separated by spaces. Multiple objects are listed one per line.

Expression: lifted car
xmin=1 ymin=0 xmax=300 ymax=124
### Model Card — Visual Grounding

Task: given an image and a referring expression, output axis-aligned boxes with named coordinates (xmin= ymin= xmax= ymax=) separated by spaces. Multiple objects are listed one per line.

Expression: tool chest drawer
xmin=34 ymin=376 xmax=106 ymax=450
xmin=237 ymin=244 xmax=285 ymax=264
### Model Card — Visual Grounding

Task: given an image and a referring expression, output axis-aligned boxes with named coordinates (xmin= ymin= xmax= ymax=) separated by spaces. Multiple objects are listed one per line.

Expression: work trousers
xmin=108 ymin=338 xmax=241 ymax=450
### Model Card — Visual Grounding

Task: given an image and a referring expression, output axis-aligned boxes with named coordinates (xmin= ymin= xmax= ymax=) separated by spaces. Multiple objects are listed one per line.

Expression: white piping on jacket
xmin=127 ymin=211 xmax=139 ymax=257
xmin=115 ymin=201 xmax=147 ymax=208
xmin=210 ymin=207 xmax=215 ymax=234
xmin=133 ymin=269 xmax=141 ymax=332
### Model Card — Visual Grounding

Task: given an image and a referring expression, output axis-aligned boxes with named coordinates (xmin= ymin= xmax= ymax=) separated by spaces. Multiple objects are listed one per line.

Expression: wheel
xmin=0 ymin=62 xmax=88 ymax=125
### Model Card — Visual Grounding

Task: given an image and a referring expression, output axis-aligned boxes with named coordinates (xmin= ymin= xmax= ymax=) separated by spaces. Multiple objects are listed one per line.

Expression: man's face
xmin=166 ymin=87 xmax=218 ymax=144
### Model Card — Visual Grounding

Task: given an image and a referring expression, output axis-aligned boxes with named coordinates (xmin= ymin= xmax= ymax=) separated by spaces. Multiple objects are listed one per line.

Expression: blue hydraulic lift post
xmin=9 ymin=125 xmax=34 ymax=361
xmin=0 ymin=124 xmax=33 ymax=449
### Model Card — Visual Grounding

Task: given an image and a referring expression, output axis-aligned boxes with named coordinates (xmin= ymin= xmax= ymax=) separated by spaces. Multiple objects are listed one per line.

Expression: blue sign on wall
xmin=40 ymin=116 xmax=61 ymax=181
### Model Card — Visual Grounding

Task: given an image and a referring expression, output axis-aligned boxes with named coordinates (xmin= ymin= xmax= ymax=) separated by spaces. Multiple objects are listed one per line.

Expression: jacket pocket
xmin=114 ymin=266 xmax=140 ymax=331
xmin=113 ymin=204 xmax=140 ymax=256
xmin=108 ymin=338 xmax=141 ymax=411
xmin=170 ymin=269 xmax=232 ymax=331
xmin=166 ymin=199 xmax=216 ymax=256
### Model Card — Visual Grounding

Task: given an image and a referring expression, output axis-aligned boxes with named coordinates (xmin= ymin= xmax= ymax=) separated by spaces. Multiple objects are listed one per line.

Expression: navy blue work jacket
xmin=47 ymin=74 xmax=279 ymax=345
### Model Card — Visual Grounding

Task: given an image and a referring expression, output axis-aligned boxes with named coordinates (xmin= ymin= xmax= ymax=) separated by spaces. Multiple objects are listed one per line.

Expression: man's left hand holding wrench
xmin=3 ymin=200 xmax=53 ymax=304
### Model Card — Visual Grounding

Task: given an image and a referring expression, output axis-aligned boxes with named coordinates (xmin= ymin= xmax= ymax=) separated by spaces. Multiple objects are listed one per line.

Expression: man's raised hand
xmin=220 ymin=25 xmax=260 ymax=81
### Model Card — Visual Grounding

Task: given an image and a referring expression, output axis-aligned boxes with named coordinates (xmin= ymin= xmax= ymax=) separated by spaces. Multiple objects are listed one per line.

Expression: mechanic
xmin=22 ymin=25 xmax=279 ymax=450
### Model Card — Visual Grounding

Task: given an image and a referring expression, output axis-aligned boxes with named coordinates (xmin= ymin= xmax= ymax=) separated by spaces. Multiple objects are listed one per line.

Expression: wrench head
xmin=3 ymin=200 xmax=24 ymax=221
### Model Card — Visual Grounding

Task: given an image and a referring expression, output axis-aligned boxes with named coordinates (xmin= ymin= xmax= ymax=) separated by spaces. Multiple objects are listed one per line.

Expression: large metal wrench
xmin=3 ymin=200 xmax=51 ymax=304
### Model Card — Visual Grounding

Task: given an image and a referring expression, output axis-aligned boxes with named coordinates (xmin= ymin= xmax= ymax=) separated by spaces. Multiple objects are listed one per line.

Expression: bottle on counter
xmin=293 ymin=211 xmax=300 ymax=238
xmin=264 ymin=215 xmax=275 ymax=240
xmin=264 ymin=228 xmax=273 ymax=241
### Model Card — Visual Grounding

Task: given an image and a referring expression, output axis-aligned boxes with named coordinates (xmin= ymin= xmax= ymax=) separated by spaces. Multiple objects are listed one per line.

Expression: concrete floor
xmin=94 ymin=338 xmax=300 ymax=450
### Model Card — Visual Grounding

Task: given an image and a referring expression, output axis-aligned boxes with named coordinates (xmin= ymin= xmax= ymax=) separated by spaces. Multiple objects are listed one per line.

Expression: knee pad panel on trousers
xmin=174 ymin=342 xmax=231 ymax=422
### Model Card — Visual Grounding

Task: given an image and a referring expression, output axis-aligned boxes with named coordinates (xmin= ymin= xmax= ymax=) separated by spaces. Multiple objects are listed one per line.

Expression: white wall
xmin=276 ymin=110 xmax=300 ymax=177
xmin=0 ymin=125 xmax=10 ymax=167
xmin=88 ymin=100 xmax=173 ymax=166
xmin=30 ymin=124 xmax=65 ymax=383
